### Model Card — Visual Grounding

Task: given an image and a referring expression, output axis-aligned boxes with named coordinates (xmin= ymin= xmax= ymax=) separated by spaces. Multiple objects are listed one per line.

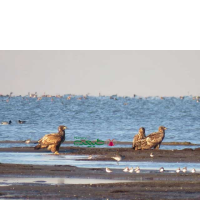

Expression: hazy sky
xmin=0 ymin=51 xmax=200 ymax=97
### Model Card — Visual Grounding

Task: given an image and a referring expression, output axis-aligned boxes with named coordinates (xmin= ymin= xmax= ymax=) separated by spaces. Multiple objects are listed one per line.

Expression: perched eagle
xmin=134 ymin=126 xmax=167 ymax=150
xmin=132 ymin=127 xmax=146 ymax=150
xmin=34 ymin=125 xmax=67 ymax=154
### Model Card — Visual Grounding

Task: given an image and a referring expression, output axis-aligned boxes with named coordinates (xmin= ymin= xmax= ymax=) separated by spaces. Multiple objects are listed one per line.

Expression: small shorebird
xmin=25 ymin=139 xmax=31 ymax=144
xmin=129 ymin=167 xmax=134 ymax=173
xmin=88 ymin=155 xmax=93 ymax=159
xmin=123 ymin=167 xmax=129 ymax=172
xmin=191 ymin=168 xmax=196 ymax=173
xmin=182 ymin=167 xmax=187 ymax=173
xmin=160 ymin=167 xmax=165 ymax=172
xmin=135 ymin=168 xmax=140 ymax=173
xmin=111 ymin=155 xmax=122 ymax=165
xmin=150 ymin=152 xmax=154 ymax=158
xmin=176 ymin=167 xmax=181 ymax=173
xmin=106 ymin=168 xmax=112 ymax=173
xmin=135 ymin=166 xmax=140 ymax=172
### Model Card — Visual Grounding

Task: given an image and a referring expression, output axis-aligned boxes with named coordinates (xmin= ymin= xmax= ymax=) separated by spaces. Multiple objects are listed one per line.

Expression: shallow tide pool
xmin=0 ymin=177 xmax=132 ymax=186
xmin=0 ymin=152 xmax=200 ymax=172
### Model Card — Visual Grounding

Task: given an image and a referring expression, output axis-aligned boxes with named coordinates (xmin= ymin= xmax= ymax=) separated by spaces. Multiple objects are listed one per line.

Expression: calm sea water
xmin=0 ymin=95 xmax=200 ymax=147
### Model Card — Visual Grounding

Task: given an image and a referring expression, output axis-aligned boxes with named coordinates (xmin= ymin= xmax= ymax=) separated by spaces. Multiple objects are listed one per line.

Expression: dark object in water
xmin=18 ymin=120 xmax=26 ymax=124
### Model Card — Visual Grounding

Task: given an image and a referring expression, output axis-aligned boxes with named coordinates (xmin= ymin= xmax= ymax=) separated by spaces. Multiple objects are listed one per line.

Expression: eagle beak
xmin=164 ymin=127 xmax=167 ymax=130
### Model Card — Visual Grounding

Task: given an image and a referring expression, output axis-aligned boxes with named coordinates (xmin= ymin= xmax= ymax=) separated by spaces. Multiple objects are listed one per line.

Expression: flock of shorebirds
xmin=106 ymin=166 xmax=141 ymax=173
xmin=0 ymin=93 xmax=200 ymax=102
xmin=104 ymin=154 xmax=197 ymax=174
xmin=106 ymin=166 xmax=196 ymax=174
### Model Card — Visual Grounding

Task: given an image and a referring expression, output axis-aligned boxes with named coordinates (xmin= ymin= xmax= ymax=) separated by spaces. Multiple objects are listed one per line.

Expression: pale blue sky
xmin=0 ymin=51 xmax=200 ymax=97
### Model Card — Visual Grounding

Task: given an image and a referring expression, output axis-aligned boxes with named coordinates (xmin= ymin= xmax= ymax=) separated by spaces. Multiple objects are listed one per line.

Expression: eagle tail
xmin=34 ymin=144 xmax=41 ymax=150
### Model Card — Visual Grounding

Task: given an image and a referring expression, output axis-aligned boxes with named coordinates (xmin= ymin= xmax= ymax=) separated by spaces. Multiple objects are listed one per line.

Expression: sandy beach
xmin=0 ymin=147 xmax=200 ymax=199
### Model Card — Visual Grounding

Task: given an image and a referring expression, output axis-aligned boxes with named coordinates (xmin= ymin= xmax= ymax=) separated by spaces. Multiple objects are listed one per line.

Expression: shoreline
xmin=0 ymin=140 xmax=199 ymax=146
xmin=1 ymin=147 xmax=200 ymax=199
xmin=0 ymin=146 xmax=200 ymax=163
xmin=1 ymin=162 xmax=200 ymax=199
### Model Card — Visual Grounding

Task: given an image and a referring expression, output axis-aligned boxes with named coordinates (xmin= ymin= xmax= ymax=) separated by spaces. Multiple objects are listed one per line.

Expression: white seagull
xmin=150 ymin=152 xmax=154 ymax=158
xmin=135 ymin=166 xmax=140 ymax=172
xmin=123 ymin=167 xmax=129 ymax=172
xmin=182 ymin=167 xmax=187 ymax=173
xmin=106 ymin=168 xmax=112 ymax=173
xmin=135 ymin=168 xmax=140 ymax=173
xmin=191 ymin=168 xmax=196 ymax=173
xmin=111 ymin=155 xmax=122 ymax=165
xmin=160 ymin=167 xmax=165 ymax=172
xmin=176 ymin=167 xmax=181 ymax=173
xmin=129 ymin=167 xmax=134 ymax=173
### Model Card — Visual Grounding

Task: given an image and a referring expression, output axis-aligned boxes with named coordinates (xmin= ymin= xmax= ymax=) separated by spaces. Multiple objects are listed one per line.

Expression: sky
xmin=0 ymin=51 xmax=200 ymax=97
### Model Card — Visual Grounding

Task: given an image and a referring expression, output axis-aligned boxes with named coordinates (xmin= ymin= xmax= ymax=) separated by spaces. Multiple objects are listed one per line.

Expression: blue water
xmin=0 ymin=95 xmax=200 ymax=146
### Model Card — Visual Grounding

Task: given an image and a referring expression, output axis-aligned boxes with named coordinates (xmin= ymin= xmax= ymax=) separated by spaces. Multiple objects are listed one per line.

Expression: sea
xmin=0 ymin=95 xmax=200 ymax=149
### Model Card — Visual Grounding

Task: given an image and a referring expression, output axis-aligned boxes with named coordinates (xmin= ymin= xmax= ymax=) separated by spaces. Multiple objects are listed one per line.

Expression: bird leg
xmin=154 ymin=144 xmax=160 ymax=150
xmin=54 ymin=151 xmax=59 ymax=155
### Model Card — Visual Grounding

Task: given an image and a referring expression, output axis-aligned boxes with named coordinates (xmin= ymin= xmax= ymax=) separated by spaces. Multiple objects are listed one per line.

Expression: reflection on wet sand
xmin=0 ymin=177 xmax=132 ymax=185
xmin=0 ymin=152 xmax=200 ymax=172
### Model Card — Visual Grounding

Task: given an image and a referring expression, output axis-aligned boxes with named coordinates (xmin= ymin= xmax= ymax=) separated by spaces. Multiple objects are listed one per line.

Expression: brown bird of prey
xmin=132 ymin=127 xmax=146 ymax=150
xmin=135 ymin=126 xmax=167 ymax=150
xmin=34 ymin=125 xmax=67 ymax=155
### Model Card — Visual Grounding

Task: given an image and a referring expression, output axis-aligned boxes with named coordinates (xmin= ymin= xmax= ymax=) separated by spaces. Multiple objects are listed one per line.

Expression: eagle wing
xmin=38 ymin=133 xmax=62 ymax=145
xmin=132 ymin=134 xmax=139 ymax=148
xmin=144 ymin=131 xmax=164 ymax=149
xmin=146 ymin=132 xmax=163 ymax=145
xmin=135 ymin=131 xmax=164 ymax=150
xmin=133 ymin=131 xmax=146 ymax=150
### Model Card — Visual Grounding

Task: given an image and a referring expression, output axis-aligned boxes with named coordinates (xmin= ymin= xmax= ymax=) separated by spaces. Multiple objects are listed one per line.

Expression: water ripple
xmin=0 ymin=96 xmax=199 ymax=144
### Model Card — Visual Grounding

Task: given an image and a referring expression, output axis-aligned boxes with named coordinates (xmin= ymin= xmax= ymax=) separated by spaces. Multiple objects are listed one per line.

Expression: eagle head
xmin=139 ymin=127 xmax=145 ymax=134
xmin=159 ymin=126 xmax=167 ymax=132
xmin=58 ymin=125 xmax=68 ymax=131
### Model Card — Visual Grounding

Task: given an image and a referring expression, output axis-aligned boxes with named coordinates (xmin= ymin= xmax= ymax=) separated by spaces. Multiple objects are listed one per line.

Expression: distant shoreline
xmin=0 ymin=94 xmax=200 ymax=98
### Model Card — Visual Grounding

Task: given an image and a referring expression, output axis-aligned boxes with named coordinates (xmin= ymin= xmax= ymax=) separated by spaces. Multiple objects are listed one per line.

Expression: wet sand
xmin=1 ymin=146 xmax=200 ymax=162
xmin=0 ymin=147 xmax=200 ymax=199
